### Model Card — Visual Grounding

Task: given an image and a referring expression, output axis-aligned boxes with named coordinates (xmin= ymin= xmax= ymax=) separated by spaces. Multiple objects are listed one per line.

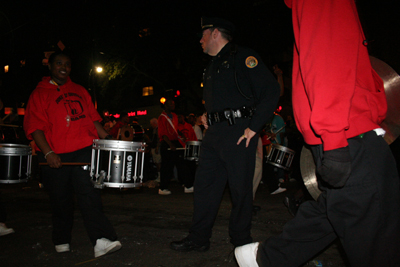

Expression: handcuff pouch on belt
xmin=207 ymin=106 xmax=255 ymax=126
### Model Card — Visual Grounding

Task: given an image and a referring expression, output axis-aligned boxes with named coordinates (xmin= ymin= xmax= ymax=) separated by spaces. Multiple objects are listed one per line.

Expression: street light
xmin=89 ymin=66 xmax=103 ymax=109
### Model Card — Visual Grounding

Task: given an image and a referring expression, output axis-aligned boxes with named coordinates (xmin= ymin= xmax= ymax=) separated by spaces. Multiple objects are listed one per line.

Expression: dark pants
xmin=0 ymin=192 xmax=6 ymax=223
xmin=159 ymin=140 xmax=193 ymax=190
xmin=188 ymin=120 xmax=257 ymax=247
xmin=257 ymin=131 xmax=400 ymax=266
xmin=40 ymin=147 xmax=117 ymax=246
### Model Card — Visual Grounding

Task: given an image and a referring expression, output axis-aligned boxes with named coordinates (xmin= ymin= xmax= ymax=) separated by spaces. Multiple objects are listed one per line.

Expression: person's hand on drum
xmin=267 ymin=132 xmax=278 ymax=143
xmin=169 ymin=143 xmax=176 ymax=151
xmin=46 ymin=152 xmax=62 ymax=168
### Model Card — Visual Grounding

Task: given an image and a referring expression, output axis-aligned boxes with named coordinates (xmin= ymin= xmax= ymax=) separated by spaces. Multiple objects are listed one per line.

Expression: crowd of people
xmin=1 ymin=2 xmax=399 ymax=266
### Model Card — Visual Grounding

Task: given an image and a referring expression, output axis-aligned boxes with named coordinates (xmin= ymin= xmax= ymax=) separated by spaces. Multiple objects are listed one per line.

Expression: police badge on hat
xmin=245 ymin=56 xmax=258 ymax=68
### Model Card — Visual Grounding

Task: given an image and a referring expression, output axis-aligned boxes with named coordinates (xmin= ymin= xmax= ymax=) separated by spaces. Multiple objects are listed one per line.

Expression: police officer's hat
xmin=201 ymin=17 xmax=235 ymax=34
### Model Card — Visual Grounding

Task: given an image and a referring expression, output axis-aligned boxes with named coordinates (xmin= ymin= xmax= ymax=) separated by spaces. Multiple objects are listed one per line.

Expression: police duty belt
xmin=207 ymin=106 xmax=255 ymax=126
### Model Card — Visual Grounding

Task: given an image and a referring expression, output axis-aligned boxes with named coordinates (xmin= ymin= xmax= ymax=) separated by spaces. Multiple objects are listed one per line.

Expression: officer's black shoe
xmin=170 ymin=237 xmax=210 ymax=252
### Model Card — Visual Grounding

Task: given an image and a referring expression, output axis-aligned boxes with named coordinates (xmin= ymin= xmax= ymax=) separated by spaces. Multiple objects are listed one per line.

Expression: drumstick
xmin=167 ymin=147 xmax=186 ymax=150
xmin=39 ymin=162 xmax=90 ymax=166
xmin=265 ymin=125 xmax=285 ymax=141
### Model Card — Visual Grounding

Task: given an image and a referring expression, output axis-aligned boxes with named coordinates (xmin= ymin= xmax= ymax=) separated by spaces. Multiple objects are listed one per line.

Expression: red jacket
xmin=285 ymin=0 xmax=387 ymax=151
xmin=24 ymin=77 xmax=102 ymax=154
xmin=158 ymin=111 xmax=180 ymax=142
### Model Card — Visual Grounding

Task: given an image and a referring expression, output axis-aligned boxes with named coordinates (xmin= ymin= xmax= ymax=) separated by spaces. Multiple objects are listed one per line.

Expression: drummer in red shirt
xmin=157 ymin=99 xmax=192 ymax=195
xmin=23 ymin=51 xmax=121 ymax=258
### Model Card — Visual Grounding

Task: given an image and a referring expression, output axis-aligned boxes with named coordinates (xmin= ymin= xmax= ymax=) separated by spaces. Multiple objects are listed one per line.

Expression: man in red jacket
xmin=24 ymin=52 xmax=121 ymax=258
xmin=235 ymin=0 xmax=400 ymax=266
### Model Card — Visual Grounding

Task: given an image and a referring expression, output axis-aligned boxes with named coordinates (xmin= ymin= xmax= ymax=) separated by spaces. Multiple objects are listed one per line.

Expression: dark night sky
xmin=1 ymin=0 xmax=399 ymax=113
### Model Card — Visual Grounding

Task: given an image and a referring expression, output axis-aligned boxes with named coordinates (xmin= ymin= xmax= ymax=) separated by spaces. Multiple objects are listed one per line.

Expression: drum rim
xmin=270 ymin=143 xmax=296 ymax=153
xmin=0 ymin=143 xmax=32 ymax=155
xmin=186 ymin=141 xmax=202 ymax=145
xmin=93 ymin=139 xmax=145 ymax=151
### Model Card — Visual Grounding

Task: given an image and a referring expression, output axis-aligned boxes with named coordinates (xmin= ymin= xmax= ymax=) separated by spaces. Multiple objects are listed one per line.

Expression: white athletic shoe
xmin=0 ymin=223 xmax=14 ymax=236
xmin=55 ymin=243 xmax=70 ymax=253
xmin=270 ymin=187 xmax=287 ymax=195
xmin=234 ymin=242 xmax=260 ymax=267
xmin=158 ymin=189 xmax=172 ymax=195
xmin=94 ymin=238 xmax=122 ymax=258
xmin=184 ymin=187 xmax=194 ymax=193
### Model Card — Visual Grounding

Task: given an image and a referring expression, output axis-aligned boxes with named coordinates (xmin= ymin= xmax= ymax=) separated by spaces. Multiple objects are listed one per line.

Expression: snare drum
xmin=184 ymin=141 xmax=201 ymax=161
xmin=90 ymin=139 xmax=145 ymax=189
xmin=265 ymin=144 xmax=295 ymax=171
xmin=0 ymin=143 xmax=32 ymax=183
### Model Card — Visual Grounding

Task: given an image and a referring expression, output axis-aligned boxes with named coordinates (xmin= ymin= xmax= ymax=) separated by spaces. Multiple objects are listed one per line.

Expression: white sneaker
xmin=235 ymin=242 xmax=259 ymax=267
xmin=94 ymin=238 xmax=122 ymax=258
xmin=0 ymin=223 xmax=15 ymax=236
xmin=55 ymin=243 xmax=70 ymax=253
xmin=270 ymin=187 xmax=287 ymax=195
xmin=184 ymin=187 xmax=194 ymax=193
xmin=158 ymin=189 xmax=171 ymax=195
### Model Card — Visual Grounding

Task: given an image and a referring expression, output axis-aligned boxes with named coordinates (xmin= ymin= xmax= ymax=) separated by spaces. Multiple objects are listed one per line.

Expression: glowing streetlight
xmin=96 ymin=66 xmax=103 ymax=73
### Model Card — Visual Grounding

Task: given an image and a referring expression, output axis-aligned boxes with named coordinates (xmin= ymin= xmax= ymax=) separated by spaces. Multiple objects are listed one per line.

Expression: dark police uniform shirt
xmin=203 ymin=42 xmax=280 ymax=132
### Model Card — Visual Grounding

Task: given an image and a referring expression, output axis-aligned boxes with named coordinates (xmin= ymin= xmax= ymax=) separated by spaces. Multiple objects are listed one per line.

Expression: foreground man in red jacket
xmin=235 ymin=0 xmax=400 ymax=266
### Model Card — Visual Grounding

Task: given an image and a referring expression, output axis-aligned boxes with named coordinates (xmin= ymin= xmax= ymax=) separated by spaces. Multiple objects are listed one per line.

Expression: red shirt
xmin=285 ymin=0 xmax=386 ymax=151
xmin=24 ymin=76 xmax=102 ymax=154
xmin=177 ymin=122 xmax=198 ymax=142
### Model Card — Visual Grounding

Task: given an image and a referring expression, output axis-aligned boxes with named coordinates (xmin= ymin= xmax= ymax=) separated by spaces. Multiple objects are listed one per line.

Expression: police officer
xmin=170 ymin=17 xmax=280 ymax=252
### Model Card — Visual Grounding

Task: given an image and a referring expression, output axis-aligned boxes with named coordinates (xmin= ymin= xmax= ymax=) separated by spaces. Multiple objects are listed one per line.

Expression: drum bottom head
xmin=0 ymin=178 xmax=28 ymax=184
xmin=103 ymin=182 xmax=141 ymax=188
xmin=265 ymin=144 xmax=295 ymax=171
xmin=266 ymin=161 xmax=290 ymax=171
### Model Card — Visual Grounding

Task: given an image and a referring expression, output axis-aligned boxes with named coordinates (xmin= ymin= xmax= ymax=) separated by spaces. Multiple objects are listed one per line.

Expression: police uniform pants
xmin=256 ymin=130 xmax=400 ymax=266
xmin=188 ymin=120 xmax=257 ymax=247
xmin=40 ymin=146 xmax=118 ymax=246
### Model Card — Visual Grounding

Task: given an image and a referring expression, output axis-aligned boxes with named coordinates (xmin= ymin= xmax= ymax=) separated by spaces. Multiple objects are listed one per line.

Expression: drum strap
xmin=160 ymin=113 xmax=185 ymax=147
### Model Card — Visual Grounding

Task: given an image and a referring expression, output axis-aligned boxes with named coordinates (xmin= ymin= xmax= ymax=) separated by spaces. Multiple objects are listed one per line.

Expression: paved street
xmin=0 ymin=177 xmax=347 ymax=267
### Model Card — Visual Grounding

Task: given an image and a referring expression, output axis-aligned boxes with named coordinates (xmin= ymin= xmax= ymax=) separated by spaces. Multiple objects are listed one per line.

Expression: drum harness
xmin=207 ymin=44 xmax=258 ymax=126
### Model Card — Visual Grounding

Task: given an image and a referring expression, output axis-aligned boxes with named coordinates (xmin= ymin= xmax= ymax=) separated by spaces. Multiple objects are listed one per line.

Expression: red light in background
xmin=4 ymin=107 xmax=12 ymax=114
xmin=113 ymin=113 xmax=120 ymax=119
xmin=17 ymin=108 xmax=25 ymax=115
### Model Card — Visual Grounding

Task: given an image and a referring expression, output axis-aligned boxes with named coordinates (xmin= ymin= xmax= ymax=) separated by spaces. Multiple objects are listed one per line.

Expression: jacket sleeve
xmin=157 ymin=114 xmax=168 ymax=141
xmin=293 ymin=0 xmax=361 ymax=150
xmin=23 ymin=89 xmax=49 ymax=140
xmin=244 ymin=52 xmax=281 ymax=133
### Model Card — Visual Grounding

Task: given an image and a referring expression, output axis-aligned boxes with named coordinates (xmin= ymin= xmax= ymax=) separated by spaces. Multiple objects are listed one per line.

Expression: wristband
xmin=44 ymin=150 xmax=54 ymax=159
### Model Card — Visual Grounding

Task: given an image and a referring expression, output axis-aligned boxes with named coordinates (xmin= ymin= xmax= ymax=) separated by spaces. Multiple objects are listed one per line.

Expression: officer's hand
xmin=237 ymin=128 xmax=256 ymax=147
xmin=273 ymin=64 xmax=283 ymax=76
xmin=201 ymin=113 xmax=208 ymax=129
xmin=317 ymin=146 xmax=351 ymax=188
xmin=47 ymin=152 xmax=62 ymax=168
